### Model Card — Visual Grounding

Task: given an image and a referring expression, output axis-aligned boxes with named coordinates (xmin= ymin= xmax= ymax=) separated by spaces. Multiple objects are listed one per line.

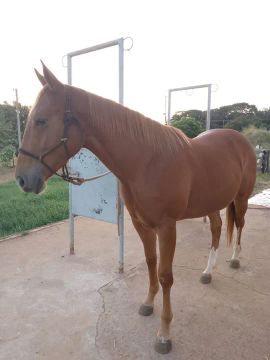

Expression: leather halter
xmin=19 ymin=89 xmax=110 ymax=185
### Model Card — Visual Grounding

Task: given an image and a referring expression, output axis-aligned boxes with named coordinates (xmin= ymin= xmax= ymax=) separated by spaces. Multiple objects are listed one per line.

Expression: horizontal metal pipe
xmin=67 ymin=38 xmax=123 ymax=58
xmin=169 ymin=84 xmax=211 ymax=93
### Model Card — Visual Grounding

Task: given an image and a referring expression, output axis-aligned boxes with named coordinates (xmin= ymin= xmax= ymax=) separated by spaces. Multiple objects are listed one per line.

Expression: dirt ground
xmin=0 ymin=207 xmax=270 ymax=360
xmin=0 ymin=167 xmax=15 ymax=183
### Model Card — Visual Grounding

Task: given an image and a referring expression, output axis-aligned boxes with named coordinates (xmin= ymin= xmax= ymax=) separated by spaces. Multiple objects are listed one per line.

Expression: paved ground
xmin=249 ymin=188 xmax=270 ymax=207
xmin=0 ymin=208 xmax=270 ymax=360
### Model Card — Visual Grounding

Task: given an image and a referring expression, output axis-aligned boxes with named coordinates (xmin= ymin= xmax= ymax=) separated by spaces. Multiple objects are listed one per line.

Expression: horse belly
xmin=182 ymin=168 xmax=242 ymax=219
xmin=182 ymin=193 xmax=233 ymax=219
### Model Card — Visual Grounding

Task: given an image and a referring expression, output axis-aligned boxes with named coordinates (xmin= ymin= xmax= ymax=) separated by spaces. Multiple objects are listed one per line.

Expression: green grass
xmin=0 ymin=177 xmax=68 ymax=238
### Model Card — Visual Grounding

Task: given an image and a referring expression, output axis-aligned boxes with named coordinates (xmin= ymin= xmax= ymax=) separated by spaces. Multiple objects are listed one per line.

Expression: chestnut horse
xmin=15 ymin=64 xmax=256 ymax=354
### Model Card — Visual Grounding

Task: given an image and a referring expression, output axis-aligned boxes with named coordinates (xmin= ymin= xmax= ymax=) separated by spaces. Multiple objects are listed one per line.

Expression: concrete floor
xmin=0 ymin=208 xmax=270 ymax=360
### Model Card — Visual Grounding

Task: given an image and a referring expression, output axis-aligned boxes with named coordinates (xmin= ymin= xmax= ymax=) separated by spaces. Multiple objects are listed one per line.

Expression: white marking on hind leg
xmin=231 ymin=243 xmax=241 ymax=260
xmin=203 ymin=247 xmax=218 ymax=275
xmin=231 ymin=229 xmax=242 ymax=260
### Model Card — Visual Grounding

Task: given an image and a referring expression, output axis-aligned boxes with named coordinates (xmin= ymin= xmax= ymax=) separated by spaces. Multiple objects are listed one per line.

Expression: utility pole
xmin=13 ymin=88 xmax=22 ymax=148
xmin=164 ymin=96 xmax=167 ymax=125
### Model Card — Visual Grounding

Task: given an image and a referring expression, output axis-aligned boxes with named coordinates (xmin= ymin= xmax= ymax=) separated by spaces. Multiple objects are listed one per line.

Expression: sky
xmin=1 ymin=0 xmax=270 ymax=123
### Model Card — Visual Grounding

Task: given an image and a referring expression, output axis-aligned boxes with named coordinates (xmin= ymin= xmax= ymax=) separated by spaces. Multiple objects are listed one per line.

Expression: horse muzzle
xmin=15 ymin=166 xmax=46 ymax=194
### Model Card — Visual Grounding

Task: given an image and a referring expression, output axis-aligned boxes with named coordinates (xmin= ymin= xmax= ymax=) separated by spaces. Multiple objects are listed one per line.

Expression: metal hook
xmin=124 ymin=37 xmax=134 ymax=51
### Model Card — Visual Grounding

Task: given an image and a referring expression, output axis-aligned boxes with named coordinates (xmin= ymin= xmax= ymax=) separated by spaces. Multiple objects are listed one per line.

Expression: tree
xmin=171 ymin=116 xmax=203 ymax=138
xmin=224 ymin=114 xmax=262 ymax=132
xmin=173 ymin=102 xmax=269 ymax=131
xmin=208 ymin=103 xmax=258 ymax=129
xmin=257 ymin=108 xmax=270 ymax=130
xmin=0 ymin=102 xmax=29 ymax=153
xmin=242 ymin=126 xmax=270 ymax=149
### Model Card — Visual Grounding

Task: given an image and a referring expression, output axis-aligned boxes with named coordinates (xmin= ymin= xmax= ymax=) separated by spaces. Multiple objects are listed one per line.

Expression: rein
xmin=19 ymin=89 xmax=111 ymax=186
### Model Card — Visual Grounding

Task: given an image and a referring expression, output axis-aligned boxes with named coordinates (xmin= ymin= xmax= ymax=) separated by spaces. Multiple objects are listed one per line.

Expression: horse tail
xmin=226 ymin=202 xmax=236 ymax=246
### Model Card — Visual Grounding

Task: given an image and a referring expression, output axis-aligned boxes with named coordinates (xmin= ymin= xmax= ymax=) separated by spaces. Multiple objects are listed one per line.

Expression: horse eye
xmin=35 ymin=118 xmax=48 ymax=127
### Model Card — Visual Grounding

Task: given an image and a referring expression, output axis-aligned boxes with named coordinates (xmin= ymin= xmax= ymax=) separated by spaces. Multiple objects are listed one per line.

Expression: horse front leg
xmin=155 ymin=222 xmax=176 ymax=354
xmin=131 ymin=217 xmax=159 ymax=316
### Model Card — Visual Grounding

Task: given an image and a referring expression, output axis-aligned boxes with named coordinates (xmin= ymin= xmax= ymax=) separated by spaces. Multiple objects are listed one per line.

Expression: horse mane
xmin=86 ymin=90 xmax=190 ymax=155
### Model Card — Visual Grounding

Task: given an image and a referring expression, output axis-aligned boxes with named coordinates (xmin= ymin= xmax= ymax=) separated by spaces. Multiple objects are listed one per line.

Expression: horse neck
xmin=70 ymin=87 xmax=190 ymax=182
xmin=71 ymin=87 xmax=152 ymax=181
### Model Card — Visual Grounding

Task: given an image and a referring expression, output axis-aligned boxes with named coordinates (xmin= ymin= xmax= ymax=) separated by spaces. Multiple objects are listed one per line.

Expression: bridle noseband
xmin=19 ymin=90 xmax=110 ymax=185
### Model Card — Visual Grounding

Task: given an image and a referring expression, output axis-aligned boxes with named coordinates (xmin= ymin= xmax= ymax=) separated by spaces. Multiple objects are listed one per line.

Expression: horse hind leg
xmin=200 ymin=211 xmax=222 ymax=284
xmin=230 ymin=196 xmax=248 ymax=269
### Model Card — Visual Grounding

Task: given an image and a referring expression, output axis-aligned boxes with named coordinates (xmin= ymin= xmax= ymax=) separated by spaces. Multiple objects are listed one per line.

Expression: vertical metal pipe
xmin=167 ymin=90 xmax=171 ymax=125
xmin=164 ymin=96 xmax=167 ymax=124
xmin=204 ymin=84 xmax=212 ymax=223
xmin=69 ymin=199 xmax=75 ymax=255
xmin=206 ymin=84 xmax=212 ymax=130
xmin=67 ymin=55 xmax=75 ymax=255
xmin=118 ymin=38 xmax=124 ymax=105
xmin=118 ymin=38 xmax=124 ymax=273
xmin=67 ymin=56 xmax=72 ymax=85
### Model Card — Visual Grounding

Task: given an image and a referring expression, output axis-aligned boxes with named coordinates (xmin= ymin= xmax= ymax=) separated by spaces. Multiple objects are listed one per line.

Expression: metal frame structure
xmin=167 ymin=84 xmax=212 ymax=130
xmin=167 ymin=84 xmax=212 ymax=224
xmin=66 ymin=38 xmax=125 ymax=272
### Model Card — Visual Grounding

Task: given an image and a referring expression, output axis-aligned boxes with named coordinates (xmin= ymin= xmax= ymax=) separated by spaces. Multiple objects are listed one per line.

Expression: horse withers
xmin=16 ymin=63 xmax=257 ymax=354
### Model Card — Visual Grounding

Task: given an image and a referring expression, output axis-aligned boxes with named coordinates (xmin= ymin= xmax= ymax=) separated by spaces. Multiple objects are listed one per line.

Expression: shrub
xmin=0 ymin=145 xmax=16 ymax=167
xmin=171 ymin=116 xmax=203 ymax=138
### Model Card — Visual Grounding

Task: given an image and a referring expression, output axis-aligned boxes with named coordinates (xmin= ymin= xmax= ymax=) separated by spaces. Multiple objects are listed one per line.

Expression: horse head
xmin=15 ymin=63 xmax=83 ymax=193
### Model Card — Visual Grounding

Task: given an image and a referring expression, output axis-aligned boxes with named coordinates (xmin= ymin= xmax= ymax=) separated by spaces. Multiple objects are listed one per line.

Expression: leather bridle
xmin=19 ymin=90 xmax=111 ymax=185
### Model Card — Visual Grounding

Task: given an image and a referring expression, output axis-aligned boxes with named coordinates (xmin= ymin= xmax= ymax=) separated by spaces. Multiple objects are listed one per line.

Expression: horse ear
xmin=34 ymin=68 xmax=47 ymax=86
xmin=41 ymin=61 xmax=63 ymax=91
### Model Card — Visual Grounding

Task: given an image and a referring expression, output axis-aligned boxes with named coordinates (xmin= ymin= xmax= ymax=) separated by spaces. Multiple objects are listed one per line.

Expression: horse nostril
xmin=17 ymin=176 xmax=25 ymax=188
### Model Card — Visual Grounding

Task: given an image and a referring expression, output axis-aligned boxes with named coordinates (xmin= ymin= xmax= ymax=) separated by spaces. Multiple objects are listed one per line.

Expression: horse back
xmin=182 ymin=129 xmax=256 ymax=218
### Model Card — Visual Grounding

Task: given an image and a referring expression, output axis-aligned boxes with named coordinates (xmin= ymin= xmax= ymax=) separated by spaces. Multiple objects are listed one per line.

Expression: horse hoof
xmin=138 ymin=304 xmax=153 ymax=316
xmin=154 ymin=337 xmax=172 ymax=354
xmin=200 ymin=273 xmax=212 ymax=284
xmin=230 ymin=259 xmax=240 ymax=269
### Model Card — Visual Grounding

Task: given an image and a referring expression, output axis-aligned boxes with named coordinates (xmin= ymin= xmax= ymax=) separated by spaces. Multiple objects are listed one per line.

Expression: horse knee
xmin=158 ymin=272 xmax=173 ymax=289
